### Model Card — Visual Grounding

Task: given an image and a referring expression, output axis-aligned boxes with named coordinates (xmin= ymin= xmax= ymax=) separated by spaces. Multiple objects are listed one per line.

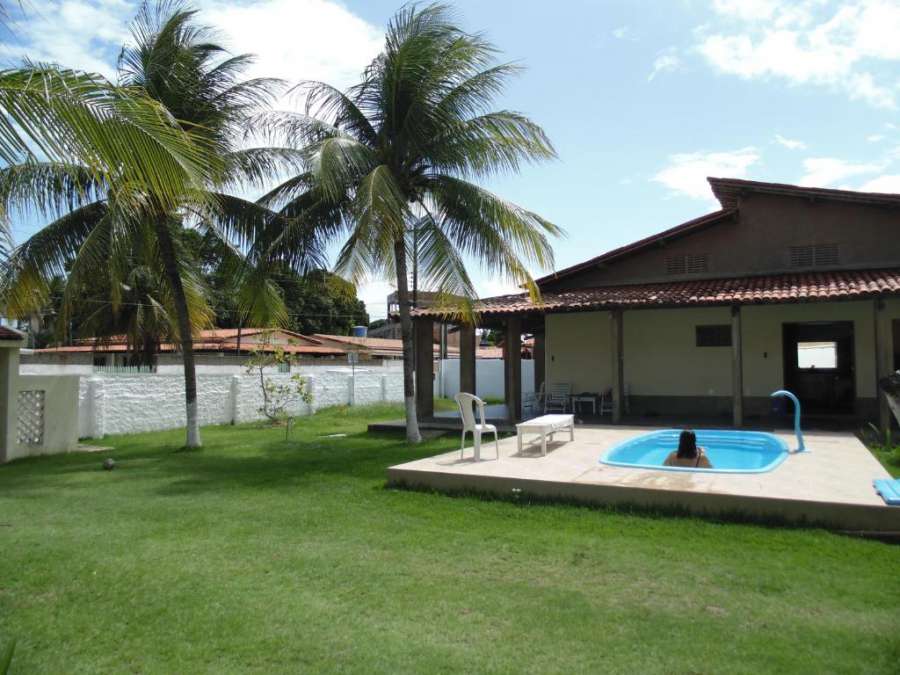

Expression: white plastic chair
xmin=454 ymin=392 xmax=499 ymax=461
xmin=544 ymin=383 xmax=571 ymax=413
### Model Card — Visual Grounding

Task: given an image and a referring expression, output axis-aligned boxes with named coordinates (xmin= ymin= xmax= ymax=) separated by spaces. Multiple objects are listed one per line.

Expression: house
xmin=411 ymin=177 xmax=900 ymax=430
xmin=25 ymin=328 xmax=347 ymax=371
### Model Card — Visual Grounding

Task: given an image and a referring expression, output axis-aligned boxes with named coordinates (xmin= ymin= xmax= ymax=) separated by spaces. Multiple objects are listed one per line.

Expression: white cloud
xmin=858 ymin=174 xmax=900 ymax=193
xmin=648 ymin=50 xmax=682 ymax=82
xmin=0 ymin=0 xmax=132 ymax=77
xmin=798 ymin=157 xmax=884 ymax=187
xmin=0 ymin=0 xmax=383 ymax=94
xmin=867 ymin=134 xmax=886 ymax=142
xmin=697 ymin=0 xmax=900 ymax=108
xmin=774 ymin=133 xmax=806 ymax=150
xmin=355 ymin=280 xmax=394 ymax=321
xmin=652 ymin=147 xmax=761 ymax=200
xmin=197 ymin=0 xmax=382 ymax=94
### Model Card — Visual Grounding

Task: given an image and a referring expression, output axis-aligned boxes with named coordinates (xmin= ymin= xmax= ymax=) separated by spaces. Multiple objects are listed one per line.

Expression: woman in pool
xmin=664 ymin=430 xmax=713 ymax=468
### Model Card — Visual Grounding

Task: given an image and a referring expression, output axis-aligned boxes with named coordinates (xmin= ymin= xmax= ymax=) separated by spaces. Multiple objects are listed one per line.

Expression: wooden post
xmin=414 ymin=318 xmax=434 ymax=420
xmin=504 ymin=317 xmax=522 ymax=422
xmin=610 ymin=309 xmax=624 ymax=423
xmin=874 ymin=299 xmax=892 ymax=432
xmin=459 ymin=323 xmax=476 ymax=395
xmin=731 ymin=305 xmax=744 ymax=428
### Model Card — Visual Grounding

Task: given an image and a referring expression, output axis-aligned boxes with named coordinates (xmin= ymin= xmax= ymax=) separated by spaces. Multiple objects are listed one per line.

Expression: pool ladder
xmin=770 ymin=390 xmax=806 ymax=453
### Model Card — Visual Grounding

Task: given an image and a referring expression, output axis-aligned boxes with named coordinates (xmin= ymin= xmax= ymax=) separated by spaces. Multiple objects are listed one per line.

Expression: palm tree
xmin=260 ymin=3 xmax=561 ymax=442
xmin=0 ymin=2 xmax=315 ymax=447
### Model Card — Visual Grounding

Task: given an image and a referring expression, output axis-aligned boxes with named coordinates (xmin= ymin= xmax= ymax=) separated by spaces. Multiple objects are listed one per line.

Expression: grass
xmin=1 ymin=405 xmax=898 ymax=674
xmin=859 ymin=424 xmax=900 ymax=477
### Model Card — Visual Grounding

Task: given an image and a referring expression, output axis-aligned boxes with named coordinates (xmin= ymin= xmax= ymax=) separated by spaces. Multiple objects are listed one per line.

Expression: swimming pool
xmin=600 ymin=429 xmax=789 ymax=474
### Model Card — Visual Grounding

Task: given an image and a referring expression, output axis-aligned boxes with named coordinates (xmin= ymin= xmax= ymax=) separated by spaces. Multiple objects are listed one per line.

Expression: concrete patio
xmin=388 ymin=425 xmax=900 ymax=533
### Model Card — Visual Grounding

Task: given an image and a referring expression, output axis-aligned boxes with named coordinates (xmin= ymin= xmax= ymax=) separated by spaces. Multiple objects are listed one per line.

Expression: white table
xmin=516 ymin=414 xmax=575 ymax=456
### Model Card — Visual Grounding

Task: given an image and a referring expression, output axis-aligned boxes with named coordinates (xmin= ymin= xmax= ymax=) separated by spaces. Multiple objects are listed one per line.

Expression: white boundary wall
xmin=77 ymin=364 xmax=405 ymax=438
xmin=433 ymin=358 xmax=534 ymax=400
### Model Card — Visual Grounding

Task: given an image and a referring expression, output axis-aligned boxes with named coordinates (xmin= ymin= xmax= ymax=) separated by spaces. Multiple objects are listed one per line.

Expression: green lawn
xmin=1 ymin=406 xmax=898 ymax=674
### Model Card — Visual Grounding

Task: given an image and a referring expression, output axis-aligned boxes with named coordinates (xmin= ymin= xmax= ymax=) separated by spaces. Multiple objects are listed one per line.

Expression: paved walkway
xmin=388 ymin=425 xmax=899 ymax=532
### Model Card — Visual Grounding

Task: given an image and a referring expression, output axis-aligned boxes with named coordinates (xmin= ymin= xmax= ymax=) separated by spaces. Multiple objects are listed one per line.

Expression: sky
xmin=3 ymin=0 xmax=900 ymax=320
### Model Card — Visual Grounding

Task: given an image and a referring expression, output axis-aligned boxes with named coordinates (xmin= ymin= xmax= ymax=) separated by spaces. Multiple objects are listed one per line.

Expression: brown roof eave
xmin=534 ymin=208 xmax=738 ymax=286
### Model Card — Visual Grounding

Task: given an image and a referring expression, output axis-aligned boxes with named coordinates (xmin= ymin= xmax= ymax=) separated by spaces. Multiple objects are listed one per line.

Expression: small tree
xmin=245 ymin=343 xmax=313 ymax=431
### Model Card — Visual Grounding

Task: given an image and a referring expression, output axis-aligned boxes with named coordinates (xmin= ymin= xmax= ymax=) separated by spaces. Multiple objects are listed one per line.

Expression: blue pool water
xmin=600 ymin=429 xmax=789 ymax=474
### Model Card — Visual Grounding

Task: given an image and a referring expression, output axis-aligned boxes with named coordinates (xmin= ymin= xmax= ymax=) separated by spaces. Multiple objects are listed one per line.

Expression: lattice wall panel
xmin=17 ymin=389 xmax=45 ymax=446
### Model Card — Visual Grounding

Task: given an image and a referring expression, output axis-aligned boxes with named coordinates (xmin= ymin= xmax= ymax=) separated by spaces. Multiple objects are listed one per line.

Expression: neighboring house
xmin=22 ymin=327 xmax=506 ymax=373
xmin=312 ymin=333 xmax=504 ymax=361
xmin=412 ymin=177 xmax=900 ymax=429
xmin=25 ymin=328 xmax=347 ymax=371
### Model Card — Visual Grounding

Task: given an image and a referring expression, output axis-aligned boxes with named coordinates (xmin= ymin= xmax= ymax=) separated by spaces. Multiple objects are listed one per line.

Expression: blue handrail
xmin=770 ymin=390 xmax=806 ymax=453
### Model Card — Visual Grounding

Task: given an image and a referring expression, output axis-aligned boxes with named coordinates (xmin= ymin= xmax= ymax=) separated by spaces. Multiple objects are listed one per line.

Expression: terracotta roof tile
xmin=0 ymin=326 xmax=23 ymax=340
xmin=413 ymin=268 xmax=900 ymax=318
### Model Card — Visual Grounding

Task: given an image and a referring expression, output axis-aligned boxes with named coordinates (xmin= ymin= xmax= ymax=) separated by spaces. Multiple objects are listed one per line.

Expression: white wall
xmin=434 ymin=359 xmax=535 ymax=399
xmin=77 ymin=364 xmax=406 ymax=438
xmin=9 ymin=374 xmax=80 ymax=461
xmin=544 ymin=299 xmax=900 ymax=400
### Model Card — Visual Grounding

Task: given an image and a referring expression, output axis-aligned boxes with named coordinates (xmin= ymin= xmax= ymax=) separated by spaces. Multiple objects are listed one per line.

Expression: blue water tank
xmin=352 ymin=325 xmax=368 ymax=337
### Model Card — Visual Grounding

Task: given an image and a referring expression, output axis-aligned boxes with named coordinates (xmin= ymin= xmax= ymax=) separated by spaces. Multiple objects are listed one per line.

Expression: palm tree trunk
xmin=394 ymin=239 xmax=421 ymax=443
xmin=155 ymin=218 xmax=202 ymax=448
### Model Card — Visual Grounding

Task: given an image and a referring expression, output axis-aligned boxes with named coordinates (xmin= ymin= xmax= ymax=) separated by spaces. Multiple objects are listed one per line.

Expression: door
xmin=782 ymin=321 xmax=855 ymax=414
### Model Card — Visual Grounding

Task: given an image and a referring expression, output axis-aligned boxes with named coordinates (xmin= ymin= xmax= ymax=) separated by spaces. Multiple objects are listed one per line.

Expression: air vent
xmin=790 ymin=245 xmax=814 ymax=268
xmin=686 ymin=254 xmax=709 ymax=274
xmin=666 ymin=254 xmax=708 ymax=275
xmin=790 ymin=244 xmax=839 ymax=268
xmin=814 ymin=243 xmax=839 ymax=266
xmin=666 ymin=256 xmax=686 ymax=275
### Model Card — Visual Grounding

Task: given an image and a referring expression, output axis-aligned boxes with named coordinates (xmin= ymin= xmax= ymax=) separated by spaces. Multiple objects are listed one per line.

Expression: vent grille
xmin=790 ymin=244 xmax=839 ymax=268
xmin=666 ymin=256 xmax=686 ymax=275
xmin=790 ymin=245 xmax=814 ymax=268
xmin=686 ymin=254 xmax=709 ymax=274
xmin=666 ymin=254 xmax=708 ymax=275
xmin=814 ymin=243 xmax=839 ymax=266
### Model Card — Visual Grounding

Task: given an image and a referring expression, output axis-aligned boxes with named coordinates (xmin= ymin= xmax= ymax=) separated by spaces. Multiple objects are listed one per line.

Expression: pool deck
xmin=387 ymin=425 xmax=900 ymax=533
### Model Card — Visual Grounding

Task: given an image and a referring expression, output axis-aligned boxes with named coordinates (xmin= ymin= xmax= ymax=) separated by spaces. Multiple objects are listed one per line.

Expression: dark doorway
xmin=782 ymin=322 xmax=855 ymax=414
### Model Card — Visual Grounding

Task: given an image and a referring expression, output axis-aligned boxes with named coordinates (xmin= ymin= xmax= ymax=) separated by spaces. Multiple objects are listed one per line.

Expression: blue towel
xmin=873 ymin=479 xmax=900 ymax=506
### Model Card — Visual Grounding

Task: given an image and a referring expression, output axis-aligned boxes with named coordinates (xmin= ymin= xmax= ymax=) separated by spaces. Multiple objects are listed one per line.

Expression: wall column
xmin=874 ymin=299 xmax=893 ymax=431
xmin=504 ymin=317 xmax=522 ymax=422
xmin=459 ymin=323 xmax=476 ymax=395
xmin=731 ymin=305 xmax=744 ymax=427
xmin=0 ymin=342 xmax=22 ymax=463
xmin=610 ymin=309 xmax=624 ymax=423
xmin=533 ymin=328 xmax=546 ymax=395
xmin=414 ymin=318 xmax=434 ymax=420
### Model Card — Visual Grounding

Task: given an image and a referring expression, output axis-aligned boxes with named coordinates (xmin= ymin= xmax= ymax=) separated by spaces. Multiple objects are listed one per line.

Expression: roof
xmin=709 ymin=176 xmax=900 ymax=210
xmin=534 ymin=209 xmax=738 ymax=286
xmin=412 ymin=268 xmax=900 ymax=318
xmin=36 ymin=328 xmax=345 ymax=356
xmin=0 ymin=325 xmax=24 ymax=341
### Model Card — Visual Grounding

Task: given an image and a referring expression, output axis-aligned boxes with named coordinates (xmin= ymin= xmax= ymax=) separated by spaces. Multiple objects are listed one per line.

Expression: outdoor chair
xmin=544 ymin=383 xmax=571 ymax=413
xmin=523 ymin=381 xmax=545 ymax=417
xmin=454 ymin=392 xmax=500 ymax=461
xmin=599 ymin=388 xmax=613 ymax=417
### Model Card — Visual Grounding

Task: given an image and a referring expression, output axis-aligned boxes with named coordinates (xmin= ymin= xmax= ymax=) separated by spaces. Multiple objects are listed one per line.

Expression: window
xmin=797 ymin=341 xmax=837 ymax=369
xmin=696 ymin=325 xmax=732 ymax=347
xmin=790 ymin=244 xmax=839 ymax=268
xmin=666 ymin=254 xmax=709 ymax=275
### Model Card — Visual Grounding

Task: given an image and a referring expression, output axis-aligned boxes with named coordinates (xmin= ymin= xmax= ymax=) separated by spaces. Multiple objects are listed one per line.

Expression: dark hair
xmin=677 ymin=430 xmax=699 ymax=459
